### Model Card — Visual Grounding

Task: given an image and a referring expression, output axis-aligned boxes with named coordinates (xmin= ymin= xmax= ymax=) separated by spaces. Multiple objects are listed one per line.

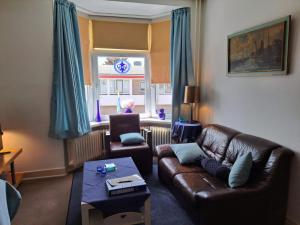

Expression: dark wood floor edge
xmin=65 ymin=172 xmax=75 ymax=225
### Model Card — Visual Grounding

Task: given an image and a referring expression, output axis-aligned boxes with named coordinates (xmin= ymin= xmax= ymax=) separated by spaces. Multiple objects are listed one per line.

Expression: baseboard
xmin=286 ymin=218 xmax=299 ymax=225
xmin=23 ymin=167 xmax=67 ymax=181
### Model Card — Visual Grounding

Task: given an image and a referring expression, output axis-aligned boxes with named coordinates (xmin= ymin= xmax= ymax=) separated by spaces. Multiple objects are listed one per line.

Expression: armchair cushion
xmin=0 ymin=179 xmax=10 ymax=225
xmin=120 ymin=132 xmax=145 ymax=145
xmin=0 ymin=179 xmax=21 ymax=225
xmin=6 ymin=182 xmax=22 ymax=220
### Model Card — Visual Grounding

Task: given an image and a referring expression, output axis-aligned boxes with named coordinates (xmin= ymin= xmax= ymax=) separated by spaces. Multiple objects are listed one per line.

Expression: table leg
xmin=144 ymin=197 xmax=151 ymax=225
xmin=81 ymin=202 xmax=90 ymax=225
xmin=10 ymin=162 xmax=16 ymax=185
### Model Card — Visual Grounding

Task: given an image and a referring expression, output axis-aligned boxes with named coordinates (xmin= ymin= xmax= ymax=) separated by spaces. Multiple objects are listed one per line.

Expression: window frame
xmin=91 ymin=50 xmax=152 ymax=119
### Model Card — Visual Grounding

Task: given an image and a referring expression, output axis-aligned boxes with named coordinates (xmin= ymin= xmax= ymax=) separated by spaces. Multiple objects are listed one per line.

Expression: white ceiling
xmin=71 ymin=0 xmax=181 ymax=19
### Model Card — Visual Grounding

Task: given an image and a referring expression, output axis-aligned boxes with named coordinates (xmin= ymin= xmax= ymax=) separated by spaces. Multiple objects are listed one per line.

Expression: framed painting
xmin=227 ymin=16 xmax=291 ymax=76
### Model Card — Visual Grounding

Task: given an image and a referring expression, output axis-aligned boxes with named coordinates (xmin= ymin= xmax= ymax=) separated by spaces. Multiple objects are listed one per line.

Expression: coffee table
xmin=81 ymin=157 xmax=151 ymax=225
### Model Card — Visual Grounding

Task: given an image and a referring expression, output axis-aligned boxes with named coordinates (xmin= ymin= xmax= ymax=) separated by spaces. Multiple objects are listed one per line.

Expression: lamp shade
xmin=183 ymin=86 xmax=200 ymax=103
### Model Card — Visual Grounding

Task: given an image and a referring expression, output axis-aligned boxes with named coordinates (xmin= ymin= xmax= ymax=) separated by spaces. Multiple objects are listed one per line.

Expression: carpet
xmin=66 ymin=165 xmax=196 ymax=225
xmin=13 ymin=175 xmax=72 ymax=225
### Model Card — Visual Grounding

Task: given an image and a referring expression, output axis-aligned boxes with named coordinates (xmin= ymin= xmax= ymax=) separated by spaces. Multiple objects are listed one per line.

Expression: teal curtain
xmin=170 ymin=7 xmax=195 ymax=125
xmin=49 ymin=0 xmax=91 ymax=139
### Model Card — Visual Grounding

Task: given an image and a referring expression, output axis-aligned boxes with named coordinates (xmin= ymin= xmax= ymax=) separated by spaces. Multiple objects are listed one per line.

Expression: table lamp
xmin=0 ymin=124 xmax=3 ymax=150
xmin=184 ymin=86 xmax=200 ymax=123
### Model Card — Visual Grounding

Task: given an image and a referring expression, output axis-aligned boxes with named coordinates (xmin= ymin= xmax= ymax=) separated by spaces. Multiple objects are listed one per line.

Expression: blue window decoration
xmin=114 ymin=59 xmax=131 ymax=74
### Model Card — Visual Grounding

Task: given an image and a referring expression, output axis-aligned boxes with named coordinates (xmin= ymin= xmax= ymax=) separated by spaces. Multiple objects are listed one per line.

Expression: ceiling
xmin=71 ymin=0 xmax=181 ymax=19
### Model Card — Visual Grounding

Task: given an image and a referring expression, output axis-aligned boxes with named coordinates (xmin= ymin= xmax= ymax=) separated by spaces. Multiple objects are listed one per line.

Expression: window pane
xmin=97 ymin=56 xmax=145 ymax=115
xmin=116 ymin=80 xmax=123 ymax=93
xmin=109 ymin=80 xmax=116 ymax=94
xmin=123 ymin=80 xmax=130 ymax=94
xmin=155 ymin=83 xmax=172 ymax=118
xmin=100 ymin=80 xmax=107 ymax=94
xmin=132 ymin=79 xmax=145 ymax=95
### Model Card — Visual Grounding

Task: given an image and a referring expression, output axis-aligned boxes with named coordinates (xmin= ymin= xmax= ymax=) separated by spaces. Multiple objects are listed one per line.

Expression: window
xmin=94 ymin=54 xmax=147 ymax=116
xmin=90 ymin=52 xmax=172 ymax=120
xmin=109 ymin=80 xmax=130 ymax=95
xmin=100 ymin=80 xmax=107 ymax=94
xmin=154 ymin=83 xmax=172 ymax=118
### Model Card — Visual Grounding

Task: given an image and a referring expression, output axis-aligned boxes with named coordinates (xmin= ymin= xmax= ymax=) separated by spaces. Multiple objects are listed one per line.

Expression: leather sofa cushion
xmin=159 ymin=157 xmax=204 ymax=179
xmin=223 ymin=134 xmax=279 ymax=173
xmin=173 ymin=173 xmax=228 ymax=203
xmin=197 ymin=124 xmax=240 ymax=162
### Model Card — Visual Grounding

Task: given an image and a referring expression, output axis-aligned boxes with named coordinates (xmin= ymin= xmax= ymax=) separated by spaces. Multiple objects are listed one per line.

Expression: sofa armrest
xmin=142 ymin=128 xmax=152 ymax=151
xmin=155 ymin=144 xmax=175 ymax=159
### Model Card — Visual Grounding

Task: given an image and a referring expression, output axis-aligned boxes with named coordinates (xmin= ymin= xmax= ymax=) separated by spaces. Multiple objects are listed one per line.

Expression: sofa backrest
xmin=222 ymin=134 xmax=279 ymax=173
xmin=197 ymin=124 xmax=240 ymax=162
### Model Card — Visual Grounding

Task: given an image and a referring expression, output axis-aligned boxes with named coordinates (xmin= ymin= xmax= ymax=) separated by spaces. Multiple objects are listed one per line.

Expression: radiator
xmin=65 ymin=126 xmax=172 ymax=170
xmin=149 ymin=126 xmax=172 ymax=150
xmin=65 ymin=130 xmax=106 ymax=170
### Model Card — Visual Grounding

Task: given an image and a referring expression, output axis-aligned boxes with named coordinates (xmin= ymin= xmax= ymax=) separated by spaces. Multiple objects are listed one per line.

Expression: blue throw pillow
xmin=120 ymin=132 xmax=145 ymax=145
xmin=228 ymin=152 xmax=253 ymax=188
xmin=171 ymin=143 xmax=207 ymax=164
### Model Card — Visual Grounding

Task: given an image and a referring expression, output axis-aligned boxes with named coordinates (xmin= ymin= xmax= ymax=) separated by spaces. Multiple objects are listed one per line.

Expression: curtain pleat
xmin=49 ymin=0 xmax=91 ymax=139
xmin=170 ymin=8 xmax=195 ymax=125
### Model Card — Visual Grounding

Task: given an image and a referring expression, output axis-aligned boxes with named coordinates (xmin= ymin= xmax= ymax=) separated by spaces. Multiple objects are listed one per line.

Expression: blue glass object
xmin=124 ymin=108 xmax=133 ymax=113
xmin=158 ymin=108 xmax=166 ymax=120
xmin=114 ymin=60 xmax=131 ymax=74
xmin=96 ymin=100 xmax=101 ymax=122
xmin=96 ymin=166 xmax=106 ymax=176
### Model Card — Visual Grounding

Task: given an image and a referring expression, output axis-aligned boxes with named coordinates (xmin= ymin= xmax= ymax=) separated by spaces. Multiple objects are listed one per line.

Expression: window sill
xmin=90 ymin=117 xmax=171 ymax=130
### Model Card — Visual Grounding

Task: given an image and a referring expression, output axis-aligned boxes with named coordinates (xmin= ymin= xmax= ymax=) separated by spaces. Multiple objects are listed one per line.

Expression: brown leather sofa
xmin=155 ymin=124 xmax=294 ymax=225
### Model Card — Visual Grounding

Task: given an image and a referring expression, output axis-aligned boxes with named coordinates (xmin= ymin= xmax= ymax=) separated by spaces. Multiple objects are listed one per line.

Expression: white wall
xmin=199 ymin=0 xmax=300 ymax=224
xmin=0 ymin=0 xmax=65 ymax=173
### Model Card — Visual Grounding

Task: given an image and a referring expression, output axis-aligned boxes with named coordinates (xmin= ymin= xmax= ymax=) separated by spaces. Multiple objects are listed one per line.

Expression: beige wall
xmin=0 ymin=0 xmax=65 ymax=173
xmin=199 ymin=0 xmax=300 ymax=224
xmin=0 ymin=0 xmax=198 ymax=176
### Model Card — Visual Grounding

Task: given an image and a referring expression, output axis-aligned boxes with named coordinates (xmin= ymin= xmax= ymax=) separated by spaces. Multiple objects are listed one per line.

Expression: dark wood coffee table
xmin=81 ymin=157 xmax=151 ymax=225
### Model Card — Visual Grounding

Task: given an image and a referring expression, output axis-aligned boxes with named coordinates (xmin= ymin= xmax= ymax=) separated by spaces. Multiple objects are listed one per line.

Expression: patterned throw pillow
xmin=201 ymin=158 xmax=231 ymax=182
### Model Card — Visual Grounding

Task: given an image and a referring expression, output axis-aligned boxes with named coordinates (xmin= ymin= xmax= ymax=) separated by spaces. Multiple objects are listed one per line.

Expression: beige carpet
xmin=12 ymin=175 xmax=72 ymax=225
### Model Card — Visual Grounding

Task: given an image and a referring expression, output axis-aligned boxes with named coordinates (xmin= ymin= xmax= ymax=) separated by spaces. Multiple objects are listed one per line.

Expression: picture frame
xmin=227 ymin=15 xmax=291 ymax=76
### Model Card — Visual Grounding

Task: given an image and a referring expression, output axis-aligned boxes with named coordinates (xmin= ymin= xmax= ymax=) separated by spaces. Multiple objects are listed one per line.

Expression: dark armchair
xmin=105 ymin=114 xmax=153 ymax=175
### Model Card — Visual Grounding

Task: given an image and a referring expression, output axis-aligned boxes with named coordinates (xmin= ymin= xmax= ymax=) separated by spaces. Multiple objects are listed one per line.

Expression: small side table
xmin=0 ymin=148 xmax=23 ymax=187
xmin=172 ymin=121 xmax=202 ymax=143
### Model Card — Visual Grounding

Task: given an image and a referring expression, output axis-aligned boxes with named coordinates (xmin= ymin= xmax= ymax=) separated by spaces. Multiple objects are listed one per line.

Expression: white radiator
xmin=65 ymin=126 xmax=172 ymax=170
xmin=149 ymin=126 xmax=172 ymax=150
xmin=65 ymin=130 xmax=106 ymax=170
